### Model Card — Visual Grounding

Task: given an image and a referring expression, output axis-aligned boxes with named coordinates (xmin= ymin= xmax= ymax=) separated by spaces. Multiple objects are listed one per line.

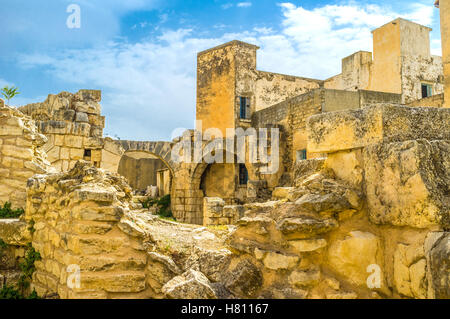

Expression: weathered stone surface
xmin=162 ymin=269 xmax=217 ymax=299
xmin=308 ymin=104 xmax=450 ymax=153
xmin=224 ymin=259 xmax=263 ymax=298
xmin=393 ymin=243 xmax=427 ymax=298
xmin=428 ymin=233 xmax=450 ymax=299
xmin=328 ymin=231 xmax=382 ymax=287
xmin=272 ymin=187 xmax=295 ymax=201
xmin=0 ymin=219 xmax=30 ymax=246
xmin=289 ymin=269 xmax=321 ymax=287
xmin=289 ymin=239 xmax=327 ymax=252
xmin=277 ymin=216 xmax=338 ymax=239
xmin=185 ymin=247 xmax=232 ymax=282
xmin=364 ymin=139 xmax=449 ymax=228
xmin=263 ymin=251 xmax=299 ymax=270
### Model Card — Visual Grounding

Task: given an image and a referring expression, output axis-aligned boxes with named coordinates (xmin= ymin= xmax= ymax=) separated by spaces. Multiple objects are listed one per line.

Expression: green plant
xmin=140 ymin=197 xmax=157 ymax=209
xmin=0 ymin=202 xmax=25 ymax=219
xmin=0 ymin=238 xmax=7 ymax=256
xmin=28 ymin=219 xmax=36 ymax=234
xmin=157 ymin=195 xmax=173 ymax=219
xmin=140 ymin=195 xmax=174 ymax=219
xmin=17 ymin=243 xmax=41 ymax=292
xmin=0 ymin=285 xmax=23 ymax=299
xmin=1 ymin=86 xmax=20 ymax=105
xmin=0 ymin=244 xmax=41 ymax=299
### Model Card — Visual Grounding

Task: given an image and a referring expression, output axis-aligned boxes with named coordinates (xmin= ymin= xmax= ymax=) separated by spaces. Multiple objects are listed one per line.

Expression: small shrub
xmin=157 ymin=195 xmax=173 ymax=219
xmin=0 ymin=238 xmax=7 ymax=256
xmin=0 ymin=202 xmax=25 ymax=219
xmin=140 ymin=195 xmax=174 ymax=219
xmin=0 ymin=244 xmax=41 ymax=299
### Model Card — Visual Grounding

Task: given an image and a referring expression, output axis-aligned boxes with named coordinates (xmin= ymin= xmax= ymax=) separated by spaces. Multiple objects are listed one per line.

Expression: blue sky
xmin=0 ymin=0 xmax=442 ymax=141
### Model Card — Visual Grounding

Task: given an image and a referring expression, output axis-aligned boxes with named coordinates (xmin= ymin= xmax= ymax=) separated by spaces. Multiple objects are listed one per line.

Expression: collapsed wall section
xmin=0 ymin=99 xmax=51 ymax=209
xmin=26 ymin=161 xmax=151 ymax=299
xmin=18 ymin=90 xmax=124 ymax=173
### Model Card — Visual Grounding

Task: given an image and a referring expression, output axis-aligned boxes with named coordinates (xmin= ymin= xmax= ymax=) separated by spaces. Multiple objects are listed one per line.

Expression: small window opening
xmin=239 ymin=97 xmax=251 ymax=119
xmin=239 ymin=164 xmax=249 ymax=185
xmin=297 ymin=149 xmax=307 ymax=161
xmin=84 ymin=149 xmax=92 ymax=160
xmin=421 ymin=84 xmax=433 ymax=98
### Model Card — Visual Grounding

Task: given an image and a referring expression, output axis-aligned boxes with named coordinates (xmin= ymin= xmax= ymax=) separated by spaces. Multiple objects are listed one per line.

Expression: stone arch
xmin=117 ymin=140 xmax=177 ymax=173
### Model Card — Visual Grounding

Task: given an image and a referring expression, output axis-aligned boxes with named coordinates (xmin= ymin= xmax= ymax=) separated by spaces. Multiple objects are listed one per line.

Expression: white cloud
xmin=237 ymin=2 xmax=252 ymax=8
xmin=17 ymin=2 xmax=440 ymax=140
xmin=221 ymin=3 xmax=233 ymax=10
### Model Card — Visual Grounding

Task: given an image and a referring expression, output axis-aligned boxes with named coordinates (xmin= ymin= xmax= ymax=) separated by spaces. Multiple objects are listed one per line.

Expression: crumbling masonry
xmin=0 ymin=9 xmax=449 ymax=299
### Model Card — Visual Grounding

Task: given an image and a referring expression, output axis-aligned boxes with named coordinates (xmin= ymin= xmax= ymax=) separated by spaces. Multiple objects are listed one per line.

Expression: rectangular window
xmin=84 ymin=149 xmax=92 ymax=160
xmin=421 ymin=84 xmax=433 ymax=98
xmin=297 ymin=149 xmax=307 ymax=161
xmin=239 ymin=97 xmax=250 ymax=119
xmin=239 ymin=164 xmax=249 ymax=185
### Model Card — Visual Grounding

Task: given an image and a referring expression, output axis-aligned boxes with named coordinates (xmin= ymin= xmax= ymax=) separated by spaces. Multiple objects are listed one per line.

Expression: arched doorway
xmin=118 ymin=150 xmax=173 ymax=197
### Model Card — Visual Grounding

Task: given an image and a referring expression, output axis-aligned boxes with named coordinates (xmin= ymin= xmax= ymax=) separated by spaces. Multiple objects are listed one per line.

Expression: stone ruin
xmin=0 ymin=9 xmax=449 ymax=299
xmin=0 ymin=97 xmax=448 ymax=299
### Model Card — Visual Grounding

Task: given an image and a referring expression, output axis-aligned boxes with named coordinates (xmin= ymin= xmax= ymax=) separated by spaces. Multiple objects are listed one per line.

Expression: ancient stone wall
xmin=401 ymin=55 xmax=444 ymax=104
xmin=25 ymin=162 xmax=152 ymax=299
xmin=325 ymin=19 xmax=444 ymax=104
xmin=118 ymin=154 xmax=167 ymax=192
xmin=440 ymin=0 xmax=450 ymax=108
xmin=18 ymin=90 xmax=123 ymax=173
xmin=0 ymin=100 xmax=51 ymax=209
xmin=2 ymin=102 xmax=447 ymax=299
xmin=407 ymin=93 xmax=445 ymax=107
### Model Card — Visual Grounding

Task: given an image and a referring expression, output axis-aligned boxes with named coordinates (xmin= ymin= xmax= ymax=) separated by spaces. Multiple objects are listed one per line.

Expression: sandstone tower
xmin=439 ymin=0 xmax=450 ymax=107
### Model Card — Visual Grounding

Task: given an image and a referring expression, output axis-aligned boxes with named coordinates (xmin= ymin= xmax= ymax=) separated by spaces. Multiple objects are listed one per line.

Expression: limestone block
xmin=74 ymin=188 xmax=116 ymax=203
xmin=71 ymin=122 xmax=91 ymax=136
xmin=185 ymin=248 xmax=232 ymax=283
xmin=147 ymin=252 xmax=181 ymax=294
xmin=428 ymin=233 xmax=450 ymax=299
xmin=80 ymin=272 xmax=146 ymax=293
xmin=327 ymin=231 xmax=383 ymax=288
xmin=74 ymin=89 xmax=102 ymax=103
xmin=0 ymin=125 xmax=23 ymax=136
xmin=222 ymin=205 xmax=244 ymax=221
xmin=75 ymin=112 xmax=89 ymax=123
xmin=277 ymin=216 xmax=338 ymax=239
xmin=2 ymin=156 xmax=23 ymax=168
xmin=364 ymin=140 xmax=449 ymax=228
xmin=162 ymin=269 xmax=217 ymax=299
xmin=64 ymin=135 xmax=83 ymax=148
xmin=263 ymin=251 xmax=299 ymax=270
xmin=70 ymin=148 xmax=84 ymax=160
xmin=308 ymin=104 xmax=450 ymax=153
xmin=272 ymin=187 xmax=295 ymax=201
xmin=0 ymin=219 xmax=30 ymax=246
xmin=90 ymin=125 xmax=103 ymax=138
xmin=1 ymin=144 xmax=33 ymax=160
xmin=289 ymin=239 xmax=327 ymax=252
xmin=203 ymin=197 xmax=225 ymax=226
xmin=224 ymin=259 xmax=263 ymax=298
xmin=324 ymin=149 xmax=363 ymax=188
xmin=289 ymin=269 xmax=321 ymax=288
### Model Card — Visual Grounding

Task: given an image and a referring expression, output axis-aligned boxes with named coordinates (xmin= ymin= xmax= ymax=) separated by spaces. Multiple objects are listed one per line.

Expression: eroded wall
xmin=18 ymin=90 xmax=124 ymax=172
xmin=0 ymin=100 xmax=51 ymax=208
xmin=118 ymin=154 xmax=167 ymax=192
xmin=441 ymin=0 xmax=450 ymax=107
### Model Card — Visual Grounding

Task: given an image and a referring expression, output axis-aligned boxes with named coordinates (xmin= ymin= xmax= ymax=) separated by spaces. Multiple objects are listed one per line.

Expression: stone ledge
xmin=307 ymin=104 xmax=450 ymax=153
